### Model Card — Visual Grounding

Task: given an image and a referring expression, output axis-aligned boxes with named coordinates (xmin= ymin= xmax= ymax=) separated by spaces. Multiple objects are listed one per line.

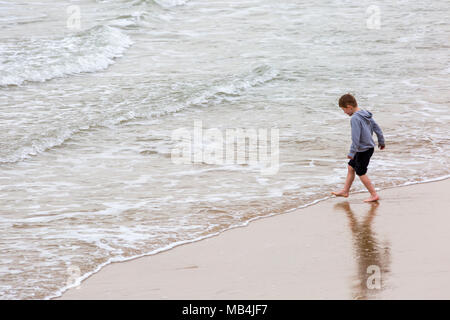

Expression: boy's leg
xmin=359 ymin=174 xmax=379 ymax=202
xmin=353 ymin=148 xmax=378 ymax=202
xmin=332 ymin=165 xmax=355 ymax=197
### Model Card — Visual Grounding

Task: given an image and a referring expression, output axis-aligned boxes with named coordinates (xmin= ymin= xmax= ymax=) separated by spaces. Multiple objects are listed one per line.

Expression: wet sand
xmin=57 ymin=178 xmax=450 ymax=299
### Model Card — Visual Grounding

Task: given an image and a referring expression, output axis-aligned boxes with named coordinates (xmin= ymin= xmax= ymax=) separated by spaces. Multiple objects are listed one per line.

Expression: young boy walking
xmin=332 ymin=94 xmax=385 ymax=202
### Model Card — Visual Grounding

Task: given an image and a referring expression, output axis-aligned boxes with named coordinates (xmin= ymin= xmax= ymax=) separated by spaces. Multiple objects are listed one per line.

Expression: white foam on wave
xmin=0 ymin=25 xmax=133 ymax=87
xmin=1 ymin=64 xmax=279 ymax=164
xmin=108 ymin=11 xmax=152 ymax=28
xmin=154 ymin=0 xmax=190 ymax=8
xmin=0 ymin=125 xmax=94 ymax=164
xmin=184 ymin=64 xmax=279 ymax=107
xmin=127 ymin=0 xmax=190 ymax=9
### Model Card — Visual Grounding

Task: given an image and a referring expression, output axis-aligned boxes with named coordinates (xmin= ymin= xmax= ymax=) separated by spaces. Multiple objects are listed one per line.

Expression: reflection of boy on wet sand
xmin=334 ymin=201 xmax=390 ymax=299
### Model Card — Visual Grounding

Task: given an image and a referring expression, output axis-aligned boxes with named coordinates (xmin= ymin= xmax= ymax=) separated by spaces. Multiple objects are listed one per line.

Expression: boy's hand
xmin=347 ymin=155 xmax=353 ymax=160
xmin=379 ymin=144 xmax=385 ymax=150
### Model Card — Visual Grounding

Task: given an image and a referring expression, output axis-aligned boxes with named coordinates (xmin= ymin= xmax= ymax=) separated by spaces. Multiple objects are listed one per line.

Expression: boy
xmin=332 ymin=93 xmax=385 ymax=202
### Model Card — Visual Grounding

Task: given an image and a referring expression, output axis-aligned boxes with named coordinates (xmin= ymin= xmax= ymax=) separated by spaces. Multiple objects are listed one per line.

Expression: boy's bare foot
xmin=364 ymin=194 xmax=379 ymax=202
xmin=331 ymin=190 xmax=349 ymax=197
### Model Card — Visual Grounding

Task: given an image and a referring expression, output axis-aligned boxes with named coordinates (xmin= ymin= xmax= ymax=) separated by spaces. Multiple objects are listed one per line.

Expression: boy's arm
xmin=371 ymin=118 xmax=385 ymax=146
xmin=348 ymin=117 xmax=361 ymax=159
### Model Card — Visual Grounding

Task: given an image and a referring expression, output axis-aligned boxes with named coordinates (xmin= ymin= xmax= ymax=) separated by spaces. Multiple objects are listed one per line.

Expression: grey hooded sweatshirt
xmin=348 ymin=109 xmax=385 ymax=158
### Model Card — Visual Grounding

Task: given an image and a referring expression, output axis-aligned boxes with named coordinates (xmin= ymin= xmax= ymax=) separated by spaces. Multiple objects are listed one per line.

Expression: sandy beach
xmin=56 ymin=178 xmax=450 ymax=300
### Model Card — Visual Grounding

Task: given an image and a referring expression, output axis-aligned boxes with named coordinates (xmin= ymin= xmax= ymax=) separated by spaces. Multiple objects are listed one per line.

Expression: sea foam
xmin=0 ymin=25 xmax=132 ymax=87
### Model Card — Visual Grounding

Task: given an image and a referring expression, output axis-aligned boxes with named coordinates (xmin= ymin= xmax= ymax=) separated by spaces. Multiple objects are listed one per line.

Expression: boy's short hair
xmin=339 ymin=93 xmax=358 ymax=108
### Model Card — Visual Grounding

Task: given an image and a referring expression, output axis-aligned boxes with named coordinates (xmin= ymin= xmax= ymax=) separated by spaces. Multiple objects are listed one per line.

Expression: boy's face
xmin=341 ymin=105 xmax=356 ymax=116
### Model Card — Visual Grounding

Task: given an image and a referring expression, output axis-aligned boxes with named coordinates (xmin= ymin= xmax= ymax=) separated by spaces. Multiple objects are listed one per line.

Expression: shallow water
xmin=0 ymin=0 xmax=449 ymax=299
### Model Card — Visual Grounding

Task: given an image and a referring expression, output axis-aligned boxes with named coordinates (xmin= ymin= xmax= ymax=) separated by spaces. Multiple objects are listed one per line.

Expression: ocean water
xmin=0 ymin=0 xmax=449 ymax=299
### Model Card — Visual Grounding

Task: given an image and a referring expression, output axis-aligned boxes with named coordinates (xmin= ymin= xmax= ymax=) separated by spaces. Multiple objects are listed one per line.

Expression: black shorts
xmin=348 ymin=148 xmax=374 ymax=176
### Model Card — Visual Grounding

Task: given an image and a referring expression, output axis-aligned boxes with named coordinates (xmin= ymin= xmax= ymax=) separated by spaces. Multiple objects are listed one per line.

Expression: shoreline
xmin=56 ymin=177 xmax=450 ymax=300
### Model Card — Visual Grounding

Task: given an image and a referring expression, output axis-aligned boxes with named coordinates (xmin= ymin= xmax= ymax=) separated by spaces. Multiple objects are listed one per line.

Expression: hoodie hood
xmin=347 ymin=108 xmax=385 ymax=158
xmin=354 ymin=109 xmax=373 ymax=122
